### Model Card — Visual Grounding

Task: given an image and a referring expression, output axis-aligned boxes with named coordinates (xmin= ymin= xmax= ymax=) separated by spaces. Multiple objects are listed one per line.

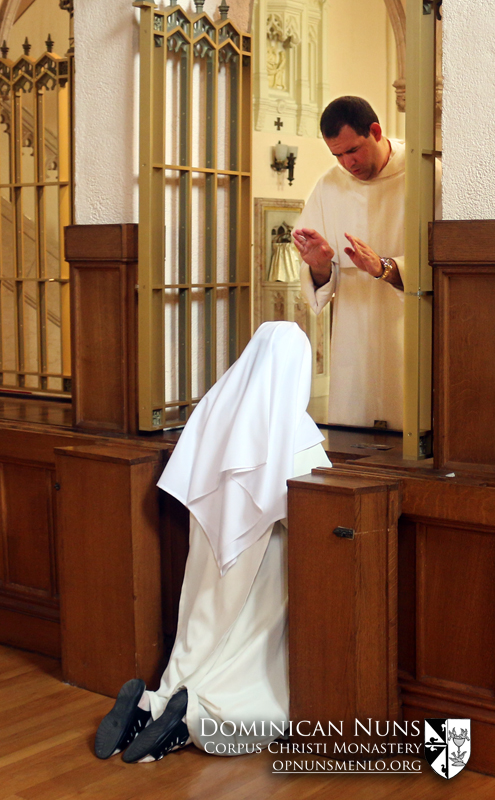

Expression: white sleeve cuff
xmin=300 ymin=262 xmax=336 ymax=315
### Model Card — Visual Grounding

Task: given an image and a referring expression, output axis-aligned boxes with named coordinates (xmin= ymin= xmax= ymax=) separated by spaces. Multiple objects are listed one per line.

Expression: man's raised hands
xmin=293 ymin=228 xmax=334 ymax=287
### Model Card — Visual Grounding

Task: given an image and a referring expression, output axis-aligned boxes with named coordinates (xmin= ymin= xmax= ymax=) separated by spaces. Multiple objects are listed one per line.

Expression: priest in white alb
xmin=293 ymin=96 xmax=405 ymax=431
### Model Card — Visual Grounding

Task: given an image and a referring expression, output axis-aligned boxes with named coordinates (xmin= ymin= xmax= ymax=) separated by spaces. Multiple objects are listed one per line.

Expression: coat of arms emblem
xmin=424 ymin=719 xmax=471 ymax=779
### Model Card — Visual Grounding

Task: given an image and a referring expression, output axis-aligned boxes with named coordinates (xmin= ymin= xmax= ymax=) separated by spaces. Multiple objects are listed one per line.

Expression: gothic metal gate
xmin=0 ymin=36 xmax=73 ymax=396
xmin=134 ymin=1 xmax=252 ymax=430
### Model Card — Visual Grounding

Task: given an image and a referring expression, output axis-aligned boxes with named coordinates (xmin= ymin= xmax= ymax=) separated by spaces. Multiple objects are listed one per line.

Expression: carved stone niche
xmin=385 ymin=0 xmax=406 ymax=113
xmin=253 ymin=0 xmax=329 ymax=137
xmin=386 ymin=0 xmax=443 ymax=131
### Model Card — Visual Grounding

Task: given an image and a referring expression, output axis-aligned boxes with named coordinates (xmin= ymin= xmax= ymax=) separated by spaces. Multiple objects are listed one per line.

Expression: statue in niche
xmin=267 ymin=41 xmax=286 ymax=90
xmin=268 ymin=223 xmax=300 ymax=282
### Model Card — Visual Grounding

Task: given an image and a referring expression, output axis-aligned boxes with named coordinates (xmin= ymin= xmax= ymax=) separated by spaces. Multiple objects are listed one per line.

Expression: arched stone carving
xmin=0 ymin=0 xmax=23 ymax=44
xmin=384 ymin=0 xmax=442 ymax=123
xmin=253 ymin=0 xmax=329 ymax=137
xmin=383 ymin=0 xmax=406 ymax=112
xmin=0 ymin=0 xmax=73 ymax=50
xmin=265 ymin=11 xmax=300 ymax=91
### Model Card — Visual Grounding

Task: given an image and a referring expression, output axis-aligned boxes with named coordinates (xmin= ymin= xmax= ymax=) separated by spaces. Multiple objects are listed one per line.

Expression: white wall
xmin=74 ymin=0 xmax=249 ymax=225
xmin=74 ymin=0 xmax=138 ymax=224
xmin=442 ymin=0 xmax=495 ymax=219
xmin=326 ymin=0 xmax=390 ymax=128
xmin=252 ymin=133 xmax=330 ymax=201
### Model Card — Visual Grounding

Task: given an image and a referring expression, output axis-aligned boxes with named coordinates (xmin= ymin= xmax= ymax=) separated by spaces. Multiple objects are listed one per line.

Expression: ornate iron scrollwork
xmin=218 ymin=44 xmax=238 ymax=64
xmin=167 ymin=31 xmax=189 ymax=54
xmin=168 ymin=10 xmax=190 ymax=35
xmin=13 ymin=58 xmax=34 ymax=92
xmin=193 ymin=17 xmax=215 ymax=41
xmin=35 ymin=55 xmax=58 ymax=89
xmin=218 ymin=23 xmax=240 ymax=46
xmin=194 ymin=40 xmax=214 ymax=59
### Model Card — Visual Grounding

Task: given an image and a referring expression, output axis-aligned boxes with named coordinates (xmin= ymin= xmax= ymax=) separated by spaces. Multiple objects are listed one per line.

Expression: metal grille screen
xmin=0 ymin=39 xmax=73 ymax=396
xmin=135 ymin=1 xmax=252 ymax=430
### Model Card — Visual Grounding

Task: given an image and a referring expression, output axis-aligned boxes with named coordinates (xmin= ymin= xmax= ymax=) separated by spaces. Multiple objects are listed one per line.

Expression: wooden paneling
xmin=0 ymin=462 xmax=56 ymax=595
xmin=0 ymin=607 xmax=60 ymax=656
xmin=401 ymin=687 xmax=495 ymax=777
xmin=0 ymin=396 xmax=72 ymax=427
xmin=65 ymin=224 xmax=138 ymax=435
xmin=55 ymin=445 xmax=167 ymax=697
xmin=417 ymin=523 xmax=495 ymax=694
xmin=400 ymin=511 xmax=495 ymax=737
xmin=336 ymin=462 xmax=495 ymax=528
xmin=319 ymin=459 xmax=495 ymax=774
xmin=0 ymin=426 xmax=98 ymax=465
xmin=0 ymin=423 xmax=176 ymax=663
xmin=72 ymin=267 xmax=126 ymax=429
xmin=430 ymin=219 xmax=495 ymax=263
xmin=287 ymin=469 xmax=400 ymax=747
xmin=65 ymin=223 xmax=138 ymax=263
xmin=431 ymin=220 xmax=495 ymax=470
xmin=0 ymin=425 xmax=100 ymax=656
xmin=397 ymin=515 xmax=416 ymax=678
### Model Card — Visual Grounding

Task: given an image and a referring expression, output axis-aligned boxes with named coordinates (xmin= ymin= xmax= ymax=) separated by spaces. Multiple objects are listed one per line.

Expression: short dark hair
xmin=320 ymin=96 xmax=379 ymax=139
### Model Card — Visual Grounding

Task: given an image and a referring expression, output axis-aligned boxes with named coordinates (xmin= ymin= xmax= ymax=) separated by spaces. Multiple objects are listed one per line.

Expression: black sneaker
xmin=95 ymin=678 xmax=151 ymax=759
xmin=122 ymin=688 xmax=189 ymax=763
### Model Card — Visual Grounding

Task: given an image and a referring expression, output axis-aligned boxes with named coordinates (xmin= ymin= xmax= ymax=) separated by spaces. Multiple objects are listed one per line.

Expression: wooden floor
xmin=2 ymin=646 xmax=495 ymax=800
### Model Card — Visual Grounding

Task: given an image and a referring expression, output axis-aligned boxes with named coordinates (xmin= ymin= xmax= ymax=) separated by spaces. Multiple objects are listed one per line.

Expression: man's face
xmin=324 ymin=123 xmax=385 ymax=181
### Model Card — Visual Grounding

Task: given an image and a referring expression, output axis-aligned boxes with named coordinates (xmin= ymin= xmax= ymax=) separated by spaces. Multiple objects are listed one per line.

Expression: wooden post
xmin=65 ymin=224 xmax=138 ymax=435
xmin=288 ymin=469 xmax=400 ymax=749
xmin=431 ymin=220 xmax=495 ymax=472
xmin=55 ymin=444 xmax=166 ymax=697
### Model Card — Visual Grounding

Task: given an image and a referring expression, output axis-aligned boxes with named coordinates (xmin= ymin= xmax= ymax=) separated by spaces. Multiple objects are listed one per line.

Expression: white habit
xmin=298 ymin=139 xmax=405 ymax=430
xmin=152 ymin=321 xmax=332 ymax=754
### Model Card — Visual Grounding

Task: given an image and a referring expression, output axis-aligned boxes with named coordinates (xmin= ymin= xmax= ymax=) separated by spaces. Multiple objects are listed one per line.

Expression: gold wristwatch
xmin=374 ymin=257 xmax=395 ymax=280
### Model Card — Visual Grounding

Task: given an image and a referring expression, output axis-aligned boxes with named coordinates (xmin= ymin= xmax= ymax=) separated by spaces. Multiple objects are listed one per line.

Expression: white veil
xmin=157 ymin=321 xmax=323 ymax=574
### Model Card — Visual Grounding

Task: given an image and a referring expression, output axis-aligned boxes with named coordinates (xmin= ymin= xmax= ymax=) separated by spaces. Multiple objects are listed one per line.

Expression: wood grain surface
xmin=55 ymin=446 xmax=167 ymax=697
xmin=0 ymin=645 xmax=494 ymax=799
xmin=288 ymin=471 xmax=400 ymax=747
xmin=431 ymin=220 xmax=495 ymax=470
xmin=66 ymin=224 xmax=139 ymax=435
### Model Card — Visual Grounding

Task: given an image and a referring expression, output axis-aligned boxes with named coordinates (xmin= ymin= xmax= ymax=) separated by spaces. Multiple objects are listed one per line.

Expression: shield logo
xmin=424 ymin=719 xmax=471 ymax=779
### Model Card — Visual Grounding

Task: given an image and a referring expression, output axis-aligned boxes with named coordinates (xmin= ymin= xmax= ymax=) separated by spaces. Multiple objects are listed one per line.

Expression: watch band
xmin=375 ymin=257 xmax=395 ymax=280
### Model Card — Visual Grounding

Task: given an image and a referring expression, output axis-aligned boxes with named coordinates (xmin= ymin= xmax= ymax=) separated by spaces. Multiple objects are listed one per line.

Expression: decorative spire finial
xmin=45 ymin=34 xmax=54 ymax=53
xmin=22 ymin=37 xmax=31 ymax=56
xmin=219 ymin=0 xmax=229 ymax=20
xmin=0 ymin=40 xmax=9 ymax=59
